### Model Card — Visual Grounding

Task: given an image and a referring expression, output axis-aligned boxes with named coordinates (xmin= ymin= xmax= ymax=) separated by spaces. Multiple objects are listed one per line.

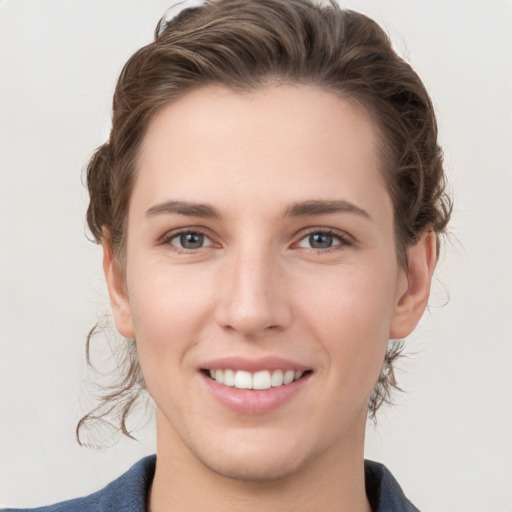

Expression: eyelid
xmin=158 ymin=226 xmax=355 ymax=252
xmin=294 ymin=227 xmax=355 ymax=250
xmin=160 ymin=227 xmax=219 ymax=250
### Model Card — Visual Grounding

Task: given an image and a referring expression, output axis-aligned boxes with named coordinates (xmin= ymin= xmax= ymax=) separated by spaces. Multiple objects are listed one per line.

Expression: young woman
xmin=5 ymin=0 xmax=451 ymax=510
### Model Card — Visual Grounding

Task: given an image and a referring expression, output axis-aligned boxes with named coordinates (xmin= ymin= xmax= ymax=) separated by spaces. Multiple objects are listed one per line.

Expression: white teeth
xmin=283 ymin=370 xmax=295 ymax=385
xmin=209 ymin=368 xmax=305 ymax=389
xmin=253 ymin=371 xmax=272 ymax=390
xmin=223 ymin=369 xmax=235 ymax=387
xmin=271 ymin=369 xmax=284 ymax=387
xmin=234 ymin=370 xmax=253 ymax=389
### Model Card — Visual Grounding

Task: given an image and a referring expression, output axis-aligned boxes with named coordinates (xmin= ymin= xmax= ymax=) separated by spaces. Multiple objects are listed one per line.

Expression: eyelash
xmin=160 ymin=228 xmax=354 ymax=254
xmin=295 ymin=229 xmax=354 ymax=253
xmin=161 ymin=229 xmax=215 ymax=252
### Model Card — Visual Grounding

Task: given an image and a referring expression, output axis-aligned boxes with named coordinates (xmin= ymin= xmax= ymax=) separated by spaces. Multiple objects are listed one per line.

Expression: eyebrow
xmin=145 ymin=200 xmax=221 ymax=219
xmin=284 ymin=200 xmax=371 ymax=220
xmin=145 ymin=199 xmax=371 ymax=221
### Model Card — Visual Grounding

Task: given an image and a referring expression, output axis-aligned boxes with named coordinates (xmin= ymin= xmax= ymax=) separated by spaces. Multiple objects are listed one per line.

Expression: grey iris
xmin=309 ymin=233 xmax=333 ymax=249
xmin=180 ymin=232 xmax=204 ymax=249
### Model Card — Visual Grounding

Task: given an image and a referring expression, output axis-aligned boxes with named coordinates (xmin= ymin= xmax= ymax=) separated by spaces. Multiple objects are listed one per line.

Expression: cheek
xmin=299 ymin=259 xmax=397 ymax=332
xmin=296 ymin=262 xmax=398 ymax=380
xmin=128 ymin=257 xmax=211 ymax=322
xmin=125 ymin=263 xmax=215 ymax=374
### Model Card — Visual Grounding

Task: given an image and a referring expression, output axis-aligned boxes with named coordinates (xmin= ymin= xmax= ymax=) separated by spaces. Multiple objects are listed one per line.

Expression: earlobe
xmin=390 ymin=231 xmax=437 ymax=339
xmin=102 ymin=234 xmax=135 ymax=339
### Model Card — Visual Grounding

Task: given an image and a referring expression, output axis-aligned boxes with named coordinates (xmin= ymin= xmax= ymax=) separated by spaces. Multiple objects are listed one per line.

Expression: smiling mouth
xmin=203 ymin=369 xmax=311 ymax=390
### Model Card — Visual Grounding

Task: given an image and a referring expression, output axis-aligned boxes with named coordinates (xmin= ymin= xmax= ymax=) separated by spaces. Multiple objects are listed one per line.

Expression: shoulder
xmin=2 ymin=455 xmax=156 ymax=512
xmin=364 ymin=460 xmax=420 ymax=512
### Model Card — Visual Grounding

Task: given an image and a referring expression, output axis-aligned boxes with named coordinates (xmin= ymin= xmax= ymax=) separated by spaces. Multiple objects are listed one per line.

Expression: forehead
xmin=134 ymin=84 xmax=389 ymax=218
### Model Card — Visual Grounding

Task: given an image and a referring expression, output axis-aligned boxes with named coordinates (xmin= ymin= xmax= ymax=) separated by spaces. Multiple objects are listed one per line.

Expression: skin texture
xmin=103 ymin=84 xmax=436 ymax=511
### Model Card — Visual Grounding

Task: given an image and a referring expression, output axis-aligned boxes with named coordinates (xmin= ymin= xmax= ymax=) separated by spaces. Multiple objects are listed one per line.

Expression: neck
xmin=148 ymin=410 xmax=371 ymax=512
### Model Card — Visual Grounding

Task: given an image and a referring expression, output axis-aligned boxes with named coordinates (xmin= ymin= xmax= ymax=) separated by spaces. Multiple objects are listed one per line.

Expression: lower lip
xmin=200 ymin=372 xmax=311 ymax=415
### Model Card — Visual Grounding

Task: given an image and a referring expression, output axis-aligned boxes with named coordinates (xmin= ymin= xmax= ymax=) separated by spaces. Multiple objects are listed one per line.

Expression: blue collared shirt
xmin=3 ymin=455 xmax=419 ymax=511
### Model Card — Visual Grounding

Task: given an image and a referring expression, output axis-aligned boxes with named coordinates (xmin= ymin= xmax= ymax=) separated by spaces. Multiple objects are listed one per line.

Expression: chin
xmin=201 ymin=450 xmax=307 ymax=483
xmin=192 ymin=429 xmax=324 ymax=483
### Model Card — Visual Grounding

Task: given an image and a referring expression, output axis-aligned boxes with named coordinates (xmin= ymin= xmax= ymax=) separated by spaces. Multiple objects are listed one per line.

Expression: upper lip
xmin=200 ymin=356 xmax=310 ymax=373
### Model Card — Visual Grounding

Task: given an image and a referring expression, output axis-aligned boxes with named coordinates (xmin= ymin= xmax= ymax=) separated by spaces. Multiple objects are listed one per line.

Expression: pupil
xmin=180 ymin=233 xmax=203 ymax=249
xmin=309 ymin=233 xmax=332 ymax=249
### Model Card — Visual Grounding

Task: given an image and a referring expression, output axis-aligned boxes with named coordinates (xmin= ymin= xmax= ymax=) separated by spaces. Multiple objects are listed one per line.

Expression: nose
xmin=214 ymin=246 xmax=293 ymax=338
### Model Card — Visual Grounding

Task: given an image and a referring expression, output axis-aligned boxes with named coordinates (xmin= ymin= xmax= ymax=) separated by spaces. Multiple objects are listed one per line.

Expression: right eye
xmin=166 ymin=231 xmax=213 ymax=250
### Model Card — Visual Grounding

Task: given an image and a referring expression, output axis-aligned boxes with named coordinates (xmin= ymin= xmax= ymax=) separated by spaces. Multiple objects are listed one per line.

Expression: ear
xmin=390 ymin=231 xmax=437 ymax=339
xmin=102 ymin=234 xmax=135 ymax=338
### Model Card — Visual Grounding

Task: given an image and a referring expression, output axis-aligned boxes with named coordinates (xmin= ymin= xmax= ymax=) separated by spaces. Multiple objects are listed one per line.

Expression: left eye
xmin=296 ymin=231 xmax=346 ymax=250
xmin=168 ymin=231 xmax=212 ymax=250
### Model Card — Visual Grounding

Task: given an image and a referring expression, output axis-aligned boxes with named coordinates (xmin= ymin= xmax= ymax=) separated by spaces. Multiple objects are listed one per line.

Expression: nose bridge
xmin=216 ymin=240 xmax=291 ymax=336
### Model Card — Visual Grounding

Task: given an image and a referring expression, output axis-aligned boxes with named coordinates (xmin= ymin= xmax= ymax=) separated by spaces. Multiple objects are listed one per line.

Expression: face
xmin=106 ymin=84 xmax=433 ymax=482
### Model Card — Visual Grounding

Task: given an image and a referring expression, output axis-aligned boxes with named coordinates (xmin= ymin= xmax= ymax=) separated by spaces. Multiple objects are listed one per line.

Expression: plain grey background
xmin=1 ymin=1 xmax=511 ymax=510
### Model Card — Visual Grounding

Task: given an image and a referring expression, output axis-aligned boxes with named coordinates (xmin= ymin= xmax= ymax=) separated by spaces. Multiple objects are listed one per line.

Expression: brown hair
xmin=78 ymin=0 xmax=451 ymax=444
